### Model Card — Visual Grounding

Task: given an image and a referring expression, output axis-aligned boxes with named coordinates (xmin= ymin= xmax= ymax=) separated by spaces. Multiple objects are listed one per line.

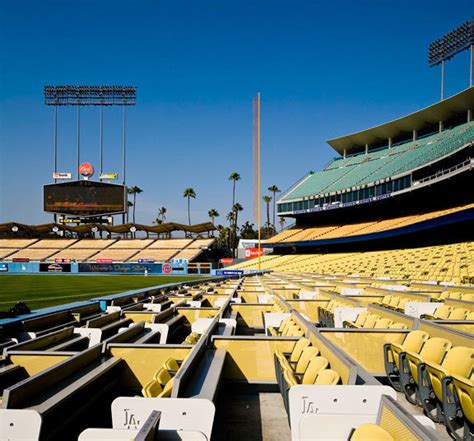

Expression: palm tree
xmin=183 ymin=188 xmax=196 ymax=225
xmin=127 ymin=186 xmax=143 ymax=223
xmin=226 ymin=211 xmax=235 ymax=224
xmin=158 ymin=206 xmax=167 ymax=223
xmin=268 ymin=185 xmax=281 ymax=228
xmin=279 ymin=216 xmax=286 ymax=232
xmin=263 ymin=195 xmax=272 ymax=228
xmin=208 ymin=209 xmax=219 ymax=225
xmin=226 ymin=211 xmax=235 ymax=249
xmin=228 ymin=172 xmax=241 ymax=207
xmin=232 ymin=203 xmax=243 ymax=257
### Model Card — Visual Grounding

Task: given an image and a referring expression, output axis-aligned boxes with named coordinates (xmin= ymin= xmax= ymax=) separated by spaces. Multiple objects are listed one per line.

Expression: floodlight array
xmin=44 ymin=85 xmax=137 ymax=106
xmin=428 ymin=19 xmax=474 ymax=66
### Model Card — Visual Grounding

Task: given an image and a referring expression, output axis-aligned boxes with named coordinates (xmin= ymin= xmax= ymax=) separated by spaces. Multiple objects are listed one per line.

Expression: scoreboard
xmin=44 ymin=180 xmax=127 ymax=216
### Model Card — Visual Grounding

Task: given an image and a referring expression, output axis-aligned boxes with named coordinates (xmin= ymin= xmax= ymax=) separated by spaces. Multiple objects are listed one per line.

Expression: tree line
xmin=126 ymin=175 xmax=286 ymax=252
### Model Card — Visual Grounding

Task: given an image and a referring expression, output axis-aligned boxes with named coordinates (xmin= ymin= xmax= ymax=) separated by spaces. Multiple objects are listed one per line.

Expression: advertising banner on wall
xmin=39 ymin=263 xmax=71 ymax=273
xmin=0 ymin=263 xmax=8 ymax=272
xmin=79 ymin=263 xmax=163 ymax=274
xmin=215 ymin=270 xmax=244 ymax=276
xmin=245 ymin=248 xmax=265 ymax=259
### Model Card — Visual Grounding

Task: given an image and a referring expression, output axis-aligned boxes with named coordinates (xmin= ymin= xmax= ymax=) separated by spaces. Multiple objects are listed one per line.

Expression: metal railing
xmin=414 ymin=158 xmax=472 ymax=185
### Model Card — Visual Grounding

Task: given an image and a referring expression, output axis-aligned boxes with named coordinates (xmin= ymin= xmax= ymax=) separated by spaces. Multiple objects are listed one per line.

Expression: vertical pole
xmin=470 ymin=44 xmax=473 ymax=88
xmin=77 ymin=104 xmax=81 ymax=179
xmin=256 ymin=93 xmax=261 ymax=272
xmin=122 ymin=105 xmax=126 ymax=185
xmin=440 ymin=60 xmax=445 ymax=101
xmin=53 ymin=105 xmax=58 ymax=224
xmin=99 ymin=105 xmax=103 ymax=180
xmin=122 ymin=105 xmax=126 ymax=225
xmin=54 ymin=105 xmax=58 ymax=182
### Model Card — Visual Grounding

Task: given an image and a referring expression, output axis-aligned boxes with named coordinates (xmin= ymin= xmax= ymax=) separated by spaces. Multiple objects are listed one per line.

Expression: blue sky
xmin=0 ymin=0 xmax=472 ymax=226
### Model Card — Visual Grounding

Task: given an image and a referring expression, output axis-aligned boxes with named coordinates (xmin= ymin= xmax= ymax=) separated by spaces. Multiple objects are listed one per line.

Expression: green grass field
xmin=0 ymin=274 xmax=209 ymax=311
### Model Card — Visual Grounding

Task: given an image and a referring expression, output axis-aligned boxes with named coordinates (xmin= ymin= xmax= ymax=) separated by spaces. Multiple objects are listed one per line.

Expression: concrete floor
xmin=213 ymin=392 xmax=291 ymax=441
xmin=396 ymin=391 xmax=452 ymax=440
xmin=212 ymin=388 xmax=451 ymax=440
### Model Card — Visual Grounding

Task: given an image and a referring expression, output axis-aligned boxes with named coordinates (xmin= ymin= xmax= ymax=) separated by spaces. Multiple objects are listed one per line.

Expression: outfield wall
xmin=0 ymin=261 xmax=203 ymax=275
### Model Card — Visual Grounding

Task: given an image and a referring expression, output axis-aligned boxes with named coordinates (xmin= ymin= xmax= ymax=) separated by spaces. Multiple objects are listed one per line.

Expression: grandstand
xmin=273 ymin=88 xmax=474 ymax=253
xmin=0 ymin=237 xmax=215 ymax=263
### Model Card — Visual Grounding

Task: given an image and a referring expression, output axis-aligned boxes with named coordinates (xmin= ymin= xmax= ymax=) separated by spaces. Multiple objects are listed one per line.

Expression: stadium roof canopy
xmin=327 ymin=86 xmax=474 ymax=155
xmin=0 ymin=221 xmax=216 ymax=237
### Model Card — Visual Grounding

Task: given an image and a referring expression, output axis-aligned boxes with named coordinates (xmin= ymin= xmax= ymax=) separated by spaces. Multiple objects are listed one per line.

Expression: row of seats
xmin=316 ymin=298 xmax=356 ymax=327
xmin=431 ymin=291 xmax=474 ymax=302
xmin=344 ymin=311 xmax=407 ymax=329
xmin=182 ymin=332 xmax=201 ymax=344
xmin=375 ymin=294 xmax=419 ymax=312
xmin=384 ymin=330 xmax=473 ymax=440
xmin=141 ymin=357 xmax=185 ymax=398
xmin=268 ymin=317 xmax=305 ymax=337
xmin=422 ymin=305 xmax=474 ymax=321
xmin=273 ymin=338 xmax=340 ymax=415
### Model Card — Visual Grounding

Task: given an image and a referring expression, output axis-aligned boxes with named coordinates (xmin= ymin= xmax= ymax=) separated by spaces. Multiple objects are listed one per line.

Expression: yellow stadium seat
xmin=360 ymin=314 xmax=379 ymax=328
xmin=420 ymin=346 xmax=474 ymax=423
xmin=448 ymin=308 xmax=469 ymax=320
xmin=374 ymin=318 xmax=393 ymax=328
xmin=389 ymin=322 xmax=408 ymax=329
xmin=355 ymin=312 xmax=370 ymax=325
xmin=163 ymin=357 xmax=180 ymax=371
xmin=154 ymin=367 xmax=173 ymax=385
xmin=142 ymin=379 xmax=163 ymax=398
xmin=275 ymin=338 xmax=310 ymax=365
xmin=293 ymin=346 xmax=319 ymax=374
xmin=384 ymin=330 xmax=430 ymax=391
xmin=301 ymin=356 xmax=329 ymax=384
xmin=451 ymin=374 xmax=474 ymax=424
xmin=428 ymin=305 xmax=452 ymax=320
xmin=350 ymin=423 xmax=394 ymax=441
xmin=401 ymin=337 xmax=452 ymax=405
xmin=315 ymin=369 xmax=340 ymax=385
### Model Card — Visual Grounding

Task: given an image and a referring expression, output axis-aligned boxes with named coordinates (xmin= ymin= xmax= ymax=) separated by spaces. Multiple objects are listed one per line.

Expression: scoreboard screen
xmin=44 ymin=180 xmax=127 ymax=216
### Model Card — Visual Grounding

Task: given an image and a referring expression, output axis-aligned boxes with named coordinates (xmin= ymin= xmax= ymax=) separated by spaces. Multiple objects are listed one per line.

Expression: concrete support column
xmin=468 ymin=109 xmax=472 ymax=123
xmin=388 ymin=137 xmax=392 ymax=149
xmin=365 ymin=144 xmax=369 ymax=154
xmin=343 ymin=149 xmax=347 ymax=159
xmin=413 ymin=130 xmax=417 ymax=141
xmin=439 ymin=121 xmax=444 ymax=133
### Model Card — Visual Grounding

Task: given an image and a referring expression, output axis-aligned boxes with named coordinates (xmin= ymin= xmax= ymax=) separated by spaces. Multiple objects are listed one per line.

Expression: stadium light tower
xmin=428 ymin=18 xmax=474 ymax=100
xmin=44 ymin=85 xmax=137 ymax=183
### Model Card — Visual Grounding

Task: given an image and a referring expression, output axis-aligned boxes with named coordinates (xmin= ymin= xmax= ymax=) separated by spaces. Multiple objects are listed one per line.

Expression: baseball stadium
xmin=0 ymin=9 xmax=473 ymax=441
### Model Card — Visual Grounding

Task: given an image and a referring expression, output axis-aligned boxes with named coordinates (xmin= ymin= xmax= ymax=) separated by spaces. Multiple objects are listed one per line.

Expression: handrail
xmin=414 ymin=158 xmax=472 ymax=185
